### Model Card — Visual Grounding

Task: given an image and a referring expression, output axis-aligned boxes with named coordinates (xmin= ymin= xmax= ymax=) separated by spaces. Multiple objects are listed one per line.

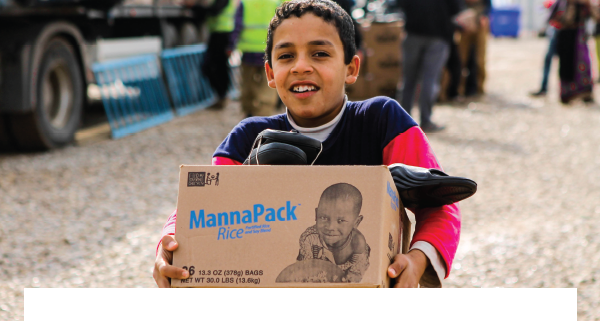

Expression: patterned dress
xmin=297 ymin=225 xmax=370 ymax=282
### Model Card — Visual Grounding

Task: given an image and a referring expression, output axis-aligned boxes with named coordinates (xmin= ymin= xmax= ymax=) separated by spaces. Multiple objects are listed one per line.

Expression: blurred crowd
xmin=530 ymin=0 xmax=600 ymax=105
xmin=191 ymin=0 xmax=498 ymax=133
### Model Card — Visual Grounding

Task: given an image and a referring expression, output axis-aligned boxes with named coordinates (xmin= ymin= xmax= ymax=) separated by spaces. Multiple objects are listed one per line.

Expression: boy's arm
xmin=153 ymin=156 xmax=241 ymax=287
xmin=156 ymin=156 xmax=241 ymax=254
xmin=383 ymin=125 xmax=461 ymax=287
xmin=297 ymin=226 xmax=320 ymax=261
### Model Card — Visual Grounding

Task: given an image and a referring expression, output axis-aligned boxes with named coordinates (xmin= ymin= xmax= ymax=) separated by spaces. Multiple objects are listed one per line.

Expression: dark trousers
xmin=203 ymin=32 xmax=231 ymax=100
xmin=540 ymin=30 xmax=558 ymax=92
xmin=401 ymin=34 xmax=450 ymax=126
xmin=445 ymin=41 xmax=462 ymax=99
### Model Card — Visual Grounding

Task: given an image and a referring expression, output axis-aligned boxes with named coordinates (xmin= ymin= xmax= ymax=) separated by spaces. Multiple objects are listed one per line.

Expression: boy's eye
xmin=337 ymin=219 xmax=346 ymax=224
xmin=278 ymin=53 xmax=293 ymax=60
xmin=318 ymin=216 xmax=328 ymax=221
xmin=314 ymin=51 xmax=330 ymax=57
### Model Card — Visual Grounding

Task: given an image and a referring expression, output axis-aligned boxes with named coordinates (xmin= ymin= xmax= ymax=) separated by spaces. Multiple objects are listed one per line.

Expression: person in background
xmin=398 ymin=0 xmax=462 ymax=133
xmin=458 ymin=0 xmax=491 ymax=97
xmin=441 ymin=26 xmax=465 ymax=103
xmin=230 ymin=0 xmax=282 ymax=117
xmin=594 ymin=18 xmax=600 ymax=82
xmin=550 ymin=0 xmax=599 ymax=104
xmin=530 ymin=0 xmax=558 ymax=97
xmin=202 ymin=0 xmax=239 ymax=109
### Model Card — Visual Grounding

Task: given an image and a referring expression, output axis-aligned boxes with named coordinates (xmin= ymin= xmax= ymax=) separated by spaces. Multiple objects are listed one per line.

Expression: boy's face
xmin=315 ymin=198 xmax=363 ymax=248
xmin=266 ymin=13 xmax=360 ymax=128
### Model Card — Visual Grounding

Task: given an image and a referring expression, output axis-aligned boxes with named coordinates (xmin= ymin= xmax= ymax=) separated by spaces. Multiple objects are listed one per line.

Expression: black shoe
xmin=388 ymin=163 xmax=477 ymax=208
xmin=421 ymin=122 xmax=446 ymax=133
xmin=243 ymin=129 xmax=322 ymax=165
xmin=207 ymin=99 xmax=227 ymax=110
xmin=529 ymin=90 xmax=547 ymax=97
xmin=244 ymin=142 xmax=307 ymax=165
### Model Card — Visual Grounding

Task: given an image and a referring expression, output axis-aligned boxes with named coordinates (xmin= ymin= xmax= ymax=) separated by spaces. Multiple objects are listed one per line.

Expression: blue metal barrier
xmin=161 ymin=45 xmax=218 ymax=116
xmin=227 ymin=50 xmax=242 ymax=100
xmin=92 ymin=55 xmax=174 ymax=139
xmin=490 ymin=6 xmax=521 ymax=38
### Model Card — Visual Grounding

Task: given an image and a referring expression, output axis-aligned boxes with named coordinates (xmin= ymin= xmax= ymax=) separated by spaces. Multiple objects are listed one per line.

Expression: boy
xmin=230 ymin=0 xmax=282 ymax=117
xmin=154 ymin=0 xmax=461 ymax=288
xmin=296 ymin=183 xmax=369 ymax=283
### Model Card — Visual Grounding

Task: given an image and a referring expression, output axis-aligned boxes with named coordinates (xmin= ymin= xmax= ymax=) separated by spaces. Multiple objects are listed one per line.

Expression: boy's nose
xmin=291 ymin=55 xmax=313 ymax=74
xmin=325 ymin=221 xmax=338 ymax=230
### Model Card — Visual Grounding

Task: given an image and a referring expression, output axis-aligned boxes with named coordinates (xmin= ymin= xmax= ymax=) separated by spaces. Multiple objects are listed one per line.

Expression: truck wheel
xmin=9 ymin=37 xmax=83 ymax=150
xmin=179 ymin=22 xmax=199 ymax=46
xmin=162 ymin=22 xmax=179 ymax=49
xmin=0 ymin=114 xmax=15 ymax=151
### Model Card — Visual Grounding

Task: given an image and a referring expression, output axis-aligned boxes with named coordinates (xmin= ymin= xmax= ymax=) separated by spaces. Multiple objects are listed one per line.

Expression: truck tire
xmin=0 ymin=115 xmax=15 ymax=151
xmin=8 ymin=37 xmax=83 ymax=150
xmin=162 ymin=22 xmax=179 ymax=49
xmin=179 ymin=22 xmax=199 ymax=46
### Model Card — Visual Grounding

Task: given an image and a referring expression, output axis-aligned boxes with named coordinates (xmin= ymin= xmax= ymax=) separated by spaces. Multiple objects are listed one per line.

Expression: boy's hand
xmin=387 ymin=250 xmax=428 ymax=288
xmin=153 ymin=235 xmax=189 ymax=288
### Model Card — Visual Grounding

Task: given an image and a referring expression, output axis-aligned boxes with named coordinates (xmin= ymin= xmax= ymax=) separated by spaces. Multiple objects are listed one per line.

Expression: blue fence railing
xmin=161 ymin=45 xmax=218 ymax=116
xmin=92 ymin=55 xmax=174 ymax=139
xmin=92 ymin=46 xmax=241 ymax=139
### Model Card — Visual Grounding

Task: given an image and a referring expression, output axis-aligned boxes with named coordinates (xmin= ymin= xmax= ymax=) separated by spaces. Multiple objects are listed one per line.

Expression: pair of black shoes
xmin=244 ymin=129 xmax=477 ymax=208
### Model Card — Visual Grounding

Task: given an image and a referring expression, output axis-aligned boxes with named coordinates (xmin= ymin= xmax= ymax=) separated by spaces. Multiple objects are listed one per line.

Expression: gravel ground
xmin=1 ymin=36 xmax=599 ymax=320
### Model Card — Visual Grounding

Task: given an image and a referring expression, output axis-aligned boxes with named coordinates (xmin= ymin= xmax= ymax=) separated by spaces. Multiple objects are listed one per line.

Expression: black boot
xmin=388 ymin=164 xmax=477 ymax=208
xmin=529 ymin=89 xmax=547 ymax=97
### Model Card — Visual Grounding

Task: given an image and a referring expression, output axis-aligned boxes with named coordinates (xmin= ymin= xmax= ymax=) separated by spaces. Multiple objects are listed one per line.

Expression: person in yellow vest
xmin=202 ymin=0 xmax=240 ymax=109
xmin=230 ymin=0 xmax=282 ymax=117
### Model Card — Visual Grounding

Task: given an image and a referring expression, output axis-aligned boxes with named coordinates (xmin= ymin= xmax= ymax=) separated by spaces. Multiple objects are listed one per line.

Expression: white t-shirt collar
xmin=286 ymin=96 xmax=347 ymax=142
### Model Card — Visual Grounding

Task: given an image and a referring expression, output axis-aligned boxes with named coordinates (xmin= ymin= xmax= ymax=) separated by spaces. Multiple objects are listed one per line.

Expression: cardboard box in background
xmin=367 ymin=51 xmax=402 ymax=98
xmin=362 ymin=21 xmax=404 ymax=55
xmin=172 ymin=165 xmax=410 ymax=287
xmin=348 ymin=20 xmax=404 ymax=101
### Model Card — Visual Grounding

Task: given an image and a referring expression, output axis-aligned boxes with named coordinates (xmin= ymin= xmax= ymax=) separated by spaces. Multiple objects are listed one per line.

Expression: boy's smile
xmin=266 ymin=13 xmax=359 ymax=128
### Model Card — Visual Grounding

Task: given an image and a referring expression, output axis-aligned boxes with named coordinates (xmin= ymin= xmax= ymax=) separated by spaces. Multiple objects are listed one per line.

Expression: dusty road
xmin=1 ymin=36 xmax=599 ymax=320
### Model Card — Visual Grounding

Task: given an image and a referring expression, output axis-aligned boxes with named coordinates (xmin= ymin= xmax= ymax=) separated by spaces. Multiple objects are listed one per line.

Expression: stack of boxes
xmin=346 ymin=20 xmax=404 ymax=101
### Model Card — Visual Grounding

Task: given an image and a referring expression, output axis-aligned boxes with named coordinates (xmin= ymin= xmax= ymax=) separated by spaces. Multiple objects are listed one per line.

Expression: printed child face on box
xmin=315 ymin=184 xmax=363 ymax=248
xmin=265 ymin=2 xmax=360 ymax=128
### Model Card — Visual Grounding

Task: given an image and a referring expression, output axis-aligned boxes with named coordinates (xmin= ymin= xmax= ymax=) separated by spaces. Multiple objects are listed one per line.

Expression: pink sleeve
xmin=156 ymin=156 xmax=242 ymax=255
xmin=212 ymin=157 xmax=243 ymax=165
xmin=382 ymin=126 xmax=461 ymax=278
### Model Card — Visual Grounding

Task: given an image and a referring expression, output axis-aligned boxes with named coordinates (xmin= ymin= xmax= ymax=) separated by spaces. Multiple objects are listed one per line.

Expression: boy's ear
xmin=345 ymin=55 xmax=360 ymax=85
xmin=265 ymin=61 xmax=277 ymax=89
xmin=314 ymin=208 xmax=318 ymax=221
xmin=354 ymin=215 xmax=363 ymax=228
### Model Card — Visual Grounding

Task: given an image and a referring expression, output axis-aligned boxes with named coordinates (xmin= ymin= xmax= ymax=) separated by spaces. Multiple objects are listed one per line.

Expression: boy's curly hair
xmin=265 ymin=0 xmax=357 ymax=67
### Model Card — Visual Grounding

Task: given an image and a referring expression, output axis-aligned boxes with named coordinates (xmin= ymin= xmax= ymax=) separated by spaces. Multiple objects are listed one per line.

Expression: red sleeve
xmin=212 ymin=156 xmax=243 ymax=165
xmin=382 ymin=126 xmax=460 ymax=278
xmin=156 ymin=156 xmax=242 ymax=255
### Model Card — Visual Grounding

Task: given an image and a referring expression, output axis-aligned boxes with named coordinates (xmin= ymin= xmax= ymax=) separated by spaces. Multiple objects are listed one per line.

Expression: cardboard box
xmin=366 ymin=51 xmax=401 ymax=98
xmin=370 ymin=77 xmax=400 ymax=98
xmin=350 ymin=21 xmax=404 ymax=100
xmin=361 ymin=21 xmax=404 ymax=58
xmin=172 ymin=165 xmax=410 ymax=287
xmin=367 ymin=51 xmax=402 ymax=74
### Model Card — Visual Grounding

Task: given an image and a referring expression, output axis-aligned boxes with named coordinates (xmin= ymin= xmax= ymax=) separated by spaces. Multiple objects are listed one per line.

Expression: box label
xmin=187 ymin=171 xmax=220 ymax=186
xmin=189 ymin=202 xmax=299 ymax=240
